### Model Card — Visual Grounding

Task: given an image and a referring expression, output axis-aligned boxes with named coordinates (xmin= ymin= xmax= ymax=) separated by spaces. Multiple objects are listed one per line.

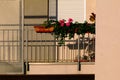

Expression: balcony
xmin=0 ymin=26 xmax=95 ymax=74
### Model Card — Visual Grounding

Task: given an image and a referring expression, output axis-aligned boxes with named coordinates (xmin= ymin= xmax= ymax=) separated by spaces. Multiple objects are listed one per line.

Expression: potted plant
xmin=34 ymin=20 xmax=55 ymax=33
xmin=53 ymin=18 xmax=95 ymax=45
xmin=53 ymin=18 xmax=78 ymax=45
xmin=34 ymin=13 xmax=95 ymax=45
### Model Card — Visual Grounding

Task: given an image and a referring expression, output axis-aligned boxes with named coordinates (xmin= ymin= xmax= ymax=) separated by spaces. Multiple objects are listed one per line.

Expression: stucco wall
xmin=96 ymin=0 xmax=120 ymax=80
xmin=0 ymin=0 xmax=19 ymax=24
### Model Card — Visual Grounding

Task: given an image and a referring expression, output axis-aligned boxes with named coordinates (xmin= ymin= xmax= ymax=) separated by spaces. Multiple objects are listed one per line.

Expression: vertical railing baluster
xmin=0 ymin=44 xmax=2 ymax=60
xmin=17 ymin=29 xmax=19 ymax=62
xmin=8 ymin=30 xmax=10 ymax=62
xmin=25 ymin=28 xmax=29 ymax=71
xmin=34 ymin=45 xmax=37 ymax=62
xmin=88 ymin=33 xmax=90 ymax=61
xmin=47 ymin=44 xmax=50 ymax=62
xmin=72 ymin=42 xmax=75 ymax=62
xmin=0 ymin=46 xmax=1 ymax=60
xmin=83 ymin=34 xmax=85 ymax=60
xmin=56 ymin=45 xmax=59 ymax=62
xmin=12 ymin=30 xmax=14 ymax=62
xmin=30 ymin=29 xmax=33 ymax=62
xmin=3 ymin=30 xmax=5 ymax=61
xmin=35 ymin=31 xmax=37 ymax=62
xmin=62 ymin=46 xmax=64 ymax=62
xmin=35 ymin=33 xmax=39 ymax=61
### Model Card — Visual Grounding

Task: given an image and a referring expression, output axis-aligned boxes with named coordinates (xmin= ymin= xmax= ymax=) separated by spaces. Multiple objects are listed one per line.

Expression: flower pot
xmin=34 ymin=26 xmax=54 ymax=33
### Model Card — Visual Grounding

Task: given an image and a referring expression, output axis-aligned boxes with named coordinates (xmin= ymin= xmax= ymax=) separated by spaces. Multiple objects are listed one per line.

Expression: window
xmin=24 ymin=0 xmax=57 ymax=25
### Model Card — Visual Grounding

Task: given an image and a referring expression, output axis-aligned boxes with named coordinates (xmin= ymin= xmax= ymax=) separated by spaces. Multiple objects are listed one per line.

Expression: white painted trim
xmin=29 ymin=62 xmax=95 ymax=65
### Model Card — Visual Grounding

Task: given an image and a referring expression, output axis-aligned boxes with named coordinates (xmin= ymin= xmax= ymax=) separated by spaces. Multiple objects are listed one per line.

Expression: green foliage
xmin=42 ymin=19 xmax=95 ymax=45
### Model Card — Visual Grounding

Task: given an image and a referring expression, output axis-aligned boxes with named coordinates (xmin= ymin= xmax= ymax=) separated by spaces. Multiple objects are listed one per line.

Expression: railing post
xmin=23 ymin=61 xmax=26 ymax=75
xmin=24 ymin=61 xmax=29 ymax=75
xmin=78 ymin=35 xmax=81 ymax=71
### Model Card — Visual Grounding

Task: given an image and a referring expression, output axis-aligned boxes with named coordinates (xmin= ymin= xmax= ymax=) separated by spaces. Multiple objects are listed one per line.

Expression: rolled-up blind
xmin=58 ymin=0 xmax=85 ymax=22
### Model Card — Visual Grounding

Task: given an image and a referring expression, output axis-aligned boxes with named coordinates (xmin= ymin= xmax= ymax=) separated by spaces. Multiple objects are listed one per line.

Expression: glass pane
xmin=24 ymin=0 xmax=48 ymax=24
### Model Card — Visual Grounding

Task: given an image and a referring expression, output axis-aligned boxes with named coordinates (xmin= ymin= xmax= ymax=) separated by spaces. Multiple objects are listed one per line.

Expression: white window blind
xmin=58 ymin=0 xmax=86 ymax=22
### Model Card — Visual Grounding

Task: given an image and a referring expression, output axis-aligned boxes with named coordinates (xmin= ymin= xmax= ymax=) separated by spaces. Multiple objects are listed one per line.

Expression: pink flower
xmin=68 ymin=18 xmax=73 ymax=23
xmin=66 ymin=22 xmax=70 ymax=27
xmin=60 ymin=23 xmax=64 ymax=27
xmin=59 ymin=19 xmax=65 ymax=24
xmin=59 ymin=19 xmax=65 ymax=27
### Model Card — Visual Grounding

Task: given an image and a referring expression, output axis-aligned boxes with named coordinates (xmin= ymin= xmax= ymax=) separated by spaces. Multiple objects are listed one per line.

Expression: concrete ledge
xmin=28 ymin=63 xmax=95 ymax=74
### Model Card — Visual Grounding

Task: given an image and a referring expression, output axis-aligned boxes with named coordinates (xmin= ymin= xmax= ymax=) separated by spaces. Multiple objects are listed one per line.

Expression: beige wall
xmin=0 ymin=0 xmax=19 ymax=24
xmin=96 ymin=0 xmax=120 ymax=80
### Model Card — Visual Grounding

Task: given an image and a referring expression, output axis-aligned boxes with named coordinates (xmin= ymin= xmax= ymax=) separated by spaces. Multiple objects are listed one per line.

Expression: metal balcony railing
xmin=0 ymin=26 xmax=95 ymax=63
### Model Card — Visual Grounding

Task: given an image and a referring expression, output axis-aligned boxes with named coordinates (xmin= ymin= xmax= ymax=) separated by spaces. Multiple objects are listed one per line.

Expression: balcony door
xmin=24 ymin=0 xmax=57 ymax=63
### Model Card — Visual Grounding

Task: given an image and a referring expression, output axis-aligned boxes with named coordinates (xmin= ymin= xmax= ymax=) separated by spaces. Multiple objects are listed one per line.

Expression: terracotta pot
xmin=34 ymin=26 xmax=54 ymax=33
